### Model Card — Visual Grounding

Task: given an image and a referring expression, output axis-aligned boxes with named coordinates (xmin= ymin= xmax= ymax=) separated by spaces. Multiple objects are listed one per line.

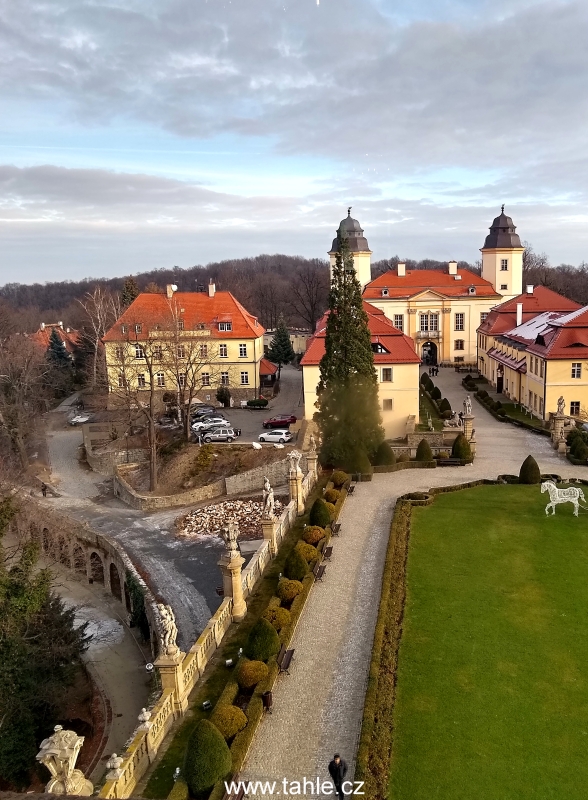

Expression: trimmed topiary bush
xmin=309 ymin=497 xmax=331 ymax=527
xmin=519 ymin=455 xmax=541 ymax=484
xmin=324 ymin=501 xmax=336 ymax=519
xmin=302 ymin=525 xmax=325 ymax=545
xmin=420 ymin=373 xmax=430 ymax=385
xmin=497 ymin=407 xmax=507 ymax=417
xmin=373 ymin=441 xmax=396 ymax=466
xmin=210 ymin=704 xmax=248 ymax=740
xmin=184 ymin=720 xmax=231 ymax=795
xmin=285 ymin=548 xmax=309 ymax=581
xmin=276 ymin=578 xmax=303 ymax=603
xmin=574 ymin=443 xmax=588 ymax=463
xmin=494 ymin=400 xmax=502 ymax=409
xmin=236 ymin=659 xmax=269 ymax=689
xmin=451 ymin=432 xmax=472 ymax=460
xmin=441 ymin=410 xmax=452 ymax=419
xmin=397 ymin=452 xmax=409 ymax=463
xmin=567 ymin=428 xmax=583 ymax=446
xmin=464 ymin=374 xmax=472 ymax=382
xmin=244 ymin=618 xmax=281 ymax=662
xmin=343 ymin=446 xmax=373 ymax=474
xmin=431 ymin=386 xmax=442 ymax=401
xmin=415 ymin=439 xmax=433 ymax=462
xmin=262 ymin=606 xmax=291 ymax=633
xmin=331 ymin=470 xmax=349 ymax=487
xmin=477 ymin=389 xmax=488 ymax=399
xmin=324 ymin=488 xmax=340 ymax=504
xmin=295 ymin=541 xmax=319 ymax=564
xmin=439 ymin=398 xmax=452 ymax=413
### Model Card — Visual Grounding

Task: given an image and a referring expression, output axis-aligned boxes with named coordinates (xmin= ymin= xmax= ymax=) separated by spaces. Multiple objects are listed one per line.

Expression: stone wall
xmin=113 ymin=465 xmax=225 ymax=511
xmin=225 ymin=455 xmax=308 ymax=495
xmin=87 ymin=446 xmax=148 ymax=476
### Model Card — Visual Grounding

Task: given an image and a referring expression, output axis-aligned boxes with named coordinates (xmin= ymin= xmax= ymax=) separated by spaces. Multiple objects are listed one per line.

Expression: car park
xmin=202 ymin=428 xmax=237 ymax=443
xmin=258 ymin=429 xmax=293 ymax=444
xmin=191 ymin=416 xmax=229 ymax=432
xmin=190 ymin=405 xmax=216 ymax=419
xmin=262 ymin=414 xmax=297 ymax=429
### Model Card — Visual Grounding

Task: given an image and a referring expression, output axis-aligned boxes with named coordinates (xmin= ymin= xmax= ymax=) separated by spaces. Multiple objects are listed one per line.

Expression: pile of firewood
xmin=176 ymin=496 xmax=286 ymax=541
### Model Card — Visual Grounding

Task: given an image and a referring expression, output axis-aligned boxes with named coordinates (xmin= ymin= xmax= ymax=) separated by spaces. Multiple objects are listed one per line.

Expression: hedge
xmin=184 ymin=720 xmax=231 ymax=796
xmin=324 ymin=488 xmax=341 ymax=504
xmin=236 ymin=659 xmax=269 ymax=690
xmin=331 ymin=470 xmax=350 ymax=487
xmin=416 ymin=439 xmax=433 ymax=461
xmin=167 ymin=779 xmax=189 ymax=800
xmin=309 ymin=497 xmax=331 ymax=527
xmin=276 ymin=578 xmax=304 ymax=603
xmin=210 ymin=704 xmax=248 ymax=740
xmin=295 ymin=541 xmax=319 ymax=564
xmin=373 ymin=441 xmax=396 ymax=466
xmin=262 ymin=606 xmax=291 ymax=633
xmin=303 ymin=525 xmax=325 ymax=545
xmin=284 ymin=547 xmax=309 ymax=581
xmin=474 ymin=393 xmax=550 ymax=435
xmin=246 ymin=398 xmax=269 ymax=408
xmin=243 ymin=618 xmax=281 ymax=662
xmin=519 ymin=455 xmax=541 ymax=484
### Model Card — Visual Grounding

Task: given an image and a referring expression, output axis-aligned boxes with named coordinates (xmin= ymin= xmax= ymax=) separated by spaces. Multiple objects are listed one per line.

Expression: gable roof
xmin=363 ymin=267 xmax=500 ymax=300
xmin=478 ymin=285 xmax=581 ymax=337
xmin=300 ymin=302 xmax=420 ymax=366
xmin=29 ymin=324 xmax=80 ymax=354
xmin=526 ymin=305 xmax=588 ymax=360
xmin=103 ymin=291 xmax=264 ymax=341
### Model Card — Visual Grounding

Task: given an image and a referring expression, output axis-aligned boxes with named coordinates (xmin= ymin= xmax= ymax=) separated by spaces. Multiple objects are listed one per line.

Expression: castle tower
xmin=329 ymin=208 xmax=372 ymax=290
xmin=480 ymin=206 xmax=524 ymax=301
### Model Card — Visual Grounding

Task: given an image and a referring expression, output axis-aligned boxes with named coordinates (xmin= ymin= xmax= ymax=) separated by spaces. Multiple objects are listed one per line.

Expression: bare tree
xmin=288 ymin=260 xmax=330 ymax=330
xmin=78 ymin=287 xmax=121 ymax=388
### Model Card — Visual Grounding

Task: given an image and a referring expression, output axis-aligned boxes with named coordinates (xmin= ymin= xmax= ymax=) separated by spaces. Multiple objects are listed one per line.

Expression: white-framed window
xmin=570 ymin=401 xmax=580 ymax=416
xmin=383 ymin=398 xmax=393 ymax=411
xmin=121 ymin=324 xmax=128 ymax=334
xmin=135 ymin=344 xmax=145 ymax=359
xmin=382 ymin=368 xmax=393 ymax=382
xmin=239 ymin=343 xmax=247 ymax=358
xmin=539 ymin=360 xmax=544 ymax=378
xmin=178 ymin=373 xmax=186 ymax=388
xmin=153 ymin=345 xmax=163 ymax=361
xmin=480 ymin=312 xmax=488 ymax=323
xmin=420 ymin=313 xmax=439 ymax=332
xmin=219 ymin=321 xmax=232 ymax=332
xmin=134 ymin=324 xmax=142 ymax=334
xmin=221 ymin=372 xmax=229 ymax=386
xmin=201 ymin=372 xmax=210 ymax=386
xmin=455 ymin=313 xmax=465 ymax=331
xmin=500 ymin=284 xmax=508 ymax=291
xmin=156 ymin=372 xmax=165 ymax=387
xmin=118 ymin=374 xmax=126 ymax=389
xmin=137 ymin=373 xmax=146 ymax=388
xmin=393 ymin=314 xmax=404 ymax=332
xmin=455 ymin=339 xmax=465 ymax=351
xmin=500 ymin=258 xmax=508 ymax=271
xmin=240 ymin=371 xmax=249 ymax=385
xmin=219 ymin=344 xmax=228 ymax=358
xmin=178 ymin=319 xmax=184 ymax=331
xmin=114 ymin=346 xmax=124 ymax=361
xmin=177 ymin=344 xmax=186 ymax=359
xmin=572 ymin=362 xmax=582 ymax=379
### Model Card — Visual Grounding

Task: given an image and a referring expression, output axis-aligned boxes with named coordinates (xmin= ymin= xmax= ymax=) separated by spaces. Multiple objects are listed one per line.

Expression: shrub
xmin=244 ymin=618 xmax=281 ymax=662
xmin=466 ymin=381 xmax=477 ymax=391
xmin=236 ymin=659 xmax=269 ymax=689
xmin=494 ymin=400 xmax=502 ymax=410
xmin=246 ymin=398 xmax=268 ymax=408
xmin=285 ymin=548 xmax=309 ymax=581
xmin=567 ymin=428 xmax=583 ymax=446
xmin=477 ymin=389 xmax=488 ymax=399
xmin=210 ymin=704 xmax=248 ymax=740
xmin=216 ymin=386 xmax=231 ymax=407
xmin=519 ymin=455 xmax=541 ymax=484
xmin=342 ymin=446 xmax=372 ymax=474
xmin=331 ymin=470 xmax=350 ymax=487
xmin=277 ymin=578 xmax=304 ymax=603
xmin=420 ymin=373 xmax=429 ymax=385
xmin=397 ymin=452 xmax=409 ymax=463
xmin=373 ymin=441 xmax=396 ymax=466
xmin=295 ymin=541 xmax=319 ymax=564
xmin=464 ymin=374 xmax=472 ymax=382
xmin=324 ymin=501 xmax=336 ymax=519
xmin=184 ymin=720 xmax=231 ymax=795
xmin=324 ymin=488 xmax=340 ymax=504
xmin=415 ymin=439 xmax=433 ymax=462
xmin=497 ymin=407 xmax=507 ymax=417
xmin=451 ymin=432 xmax=472 ymax=460
xmin=437 ymin=450 xmax=450 ymax=459
xmin=439 ymin=398 xmax=452 ymax=413
xmin=309 ymin=497 xmax=331 ymax=527
xmin=441 ymin=410 xmax=452 ymax=419
xmin=262 ymin=606 xmax=291 ymax=633
xmin=302 ymin=525 xmax=325 ymax=545
xmin=431 ymin=387 xmax=442 ymax=401
xmin=574 ymin=443 xmax=588 ymax=462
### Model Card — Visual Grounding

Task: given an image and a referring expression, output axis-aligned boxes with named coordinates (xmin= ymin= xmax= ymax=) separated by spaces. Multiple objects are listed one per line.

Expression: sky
xmin=1 ymin=0 xmax=588 ymax=284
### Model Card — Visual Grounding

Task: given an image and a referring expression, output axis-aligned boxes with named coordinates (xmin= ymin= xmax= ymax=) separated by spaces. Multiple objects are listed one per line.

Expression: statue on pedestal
xmin=557 ymin=396 xmax=565 ymax=415
xmin=463 ymin=395 xmax=472 ymax=416
xmin=262 ymin=476 xmax=275 ymax=519
xmin=287 ymin=449 xmax=302 ymax=474
xmin=308 ymin=433 xmax=317 ymax=453
xmin=157 ymin=603 xmax=179 ymax=657
xmin=36 ymin=725 xmax=93 ymax=796
xmin=220 ymin=520 xmax=240 ymax=556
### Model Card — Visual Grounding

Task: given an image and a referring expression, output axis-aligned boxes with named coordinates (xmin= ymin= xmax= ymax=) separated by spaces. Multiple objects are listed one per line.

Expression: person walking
xmin=328 ymin=754 xmax=348 ymax=800
xmin=41 ymin=483 xmax=47 ymax=498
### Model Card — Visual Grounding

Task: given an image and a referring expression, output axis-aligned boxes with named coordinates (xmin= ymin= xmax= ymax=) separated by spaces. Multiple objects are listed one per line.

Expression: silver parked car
xmin=202 ymin=428 xmax=236 ymax=443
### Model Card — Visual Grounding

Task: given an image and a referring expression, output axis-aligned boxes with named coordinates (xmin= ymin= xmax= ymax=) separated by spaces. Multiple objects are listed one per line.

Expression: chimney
xmin=526 ymin=285 xmax=534 ymax=295
xmin=516 ymin=303 xmax=523 ymax=327
xmin=40 ymin=322 xmax=45 ymax=330
xmin=166 ymin=284 xmax=177 ymax=299
xmin=397 ymin=262 xmax=406 ymax=277
xmin=448 ymin=260 xmax=458 ymax=275
xmin=208 ymin=280 xmax=216 ymax=298
xmin=66 ymin=327 xmax=71 ymax=333
xmin=58 ymin=321 xmax=63 ymax=328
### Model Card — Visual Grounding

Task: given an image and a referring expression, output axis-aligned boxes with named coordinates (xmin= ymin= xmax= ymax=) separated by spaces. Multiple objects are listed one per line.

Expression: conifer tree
xmin=46 ymin=328 xmax=74 ymax=396
xmin=120 ymin=277 xmax=140 ymax=308
xmin=316 ymin=231 xmax=383 ymax=469
xmin=47 ymin=328 xmax=70 ymax=368
xmin=267 ymin=315 xmax=295 ymax=376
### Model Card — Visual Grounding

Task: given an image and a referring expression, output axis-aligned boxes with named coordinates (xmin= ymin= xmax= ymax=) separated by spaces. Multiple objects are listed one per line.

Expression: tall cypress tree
xmin=121 ymin=277 xmax=140 ymax=308
xmin=267 ymin=315 xmax=296 ymax=376
xmin=316 ymin=231 xmax=383 ymax=470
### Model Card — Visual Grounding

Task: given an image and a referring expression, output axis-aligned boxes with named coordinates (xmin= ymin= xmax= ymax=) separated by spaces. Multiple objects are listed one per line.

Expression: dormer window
xmin=219 ymin=321 xmax=232 ymax=332
xmin=121 ymin=324 xmax=128 ymax=334
xmin=135 ymin=324 xmax=142 ymax=334
xmin=372 ymin=342 xmax=390 ymax=354
xmin=381 ymin=288 xmax=389 ymax=297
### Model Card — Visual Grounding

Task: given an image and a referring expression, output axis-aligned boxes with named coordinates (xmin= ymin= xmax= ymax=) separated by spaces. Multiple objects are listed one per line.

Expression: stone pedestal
xmin=552 ymin=414 xmax=566 ymax=450
xmin=306 ymin=451 xmax=319 ymax=477
xmin=463 ymin=414 xmax=474 ymax=442
xmin=155 ymin=649 xmax=188 ymax=714
xmin=218 ymin=552 xmax=247 ymax=621
xmin=262 ymin=516 xmax=278 ymax=556
xmin=36 ymin=726 xmax=93 ymax=797
xmin=289 ymin=470 xmax=305 ymax=515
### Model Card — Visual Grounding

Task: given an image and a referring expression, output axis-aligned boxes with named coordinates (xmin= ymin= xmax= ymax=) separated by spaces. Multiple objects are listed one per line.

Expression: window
xmin=455 ymin=313 xmax=465 ymax=331
xmin=420 ymin=313 xmax=438 ymax=332
xmin=454 ymin=356 xmax=464 ymax=363
xmin=219 ymin=321 xmax=232 ymax=332
xmin=455 ymin=339 xmax=465 ymax=351
xmin=570 ymin=401 xmax=580 ymax=416
xmin=221 ymin=372 xmax=229 ymax=386
xmin=240 ymin=371 xmax=249 ymax=385
xmin=178 ymin=373 xmax=186 ymax=388
xmin=539 ymin=360 xmax=544 ymax=378
xmin=135 ymin=324 xmax=142 ymax=334
xmin=201 ymin=372 xmax=210 ymax=386
xmin=539 ymin=397 xmax=544 ymax=416
xmin=500 ymin=258 xmax=509 ymax=271
xmin=118 ymin=375 xmax=126 ymax=389
xmin=500 ymin=284 xmax=508 ymax=291
xmin=135 ymin=344 xmax=145 ymax=359
xmin=121 ymin=324 xmax=128 ymax=334
xmin=114 ymin=346 xmax=124 ymax=361
xmin=383 ymin=398 xmax=393 ymax=411
xmin=382 ymin=368 xmax=393 ymax=382
xmin=156 ymin=372 xmax=165 ymax=387
xmin=393 ymin=314 xmax=404 ymax=332
xmin=572 ymin=362 xmax=582 ymax=379
xmin=177 ymin=345 xmax=186 ymax=359
xmin=178 ymin=319 xmax=184 ymax=331
xmin=200 ymin=344 xmax=208 ymax=359
xmin=219 ymin=344 xmax=228 ymax=358
xmin=153 ymin=345 xmax=163 ymax=361
xmin=137 ymin=374 xmax=146 ymax=388
xmin=480 ymin=312 xmax=488 ymax=323
xmin=533 ymin=393 xmax=538 ymax=411
xmin=239 ymin=344 xmax=247 ymax=358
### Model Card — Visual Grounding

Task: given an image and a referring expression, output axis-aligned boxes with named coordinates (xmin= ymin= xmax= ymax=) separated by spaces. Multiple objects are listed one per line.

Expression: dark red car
xmin=262 ymin=414 xmax=297 ymax=429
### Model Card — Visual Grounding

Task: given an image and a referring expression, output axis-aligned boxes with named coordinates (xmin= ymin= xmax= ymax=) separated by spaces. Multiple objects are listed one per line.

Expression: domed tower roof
xmin=482 ymin=205 xmax=522 ymax=249
xmin=329 ymin=208 xmax=372 ymax=253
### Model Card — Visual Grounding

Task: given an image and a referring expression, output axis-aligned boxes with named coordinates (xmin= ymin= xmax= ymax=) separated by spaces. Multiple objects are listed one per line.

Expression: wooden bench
xmin=323 ymin=545 xmax=333 ymax=561
xmin=312 ymin=561 xmax=326 ymax=581
xmin=347 ymin=484 xmax=356 ymax=495
xmin=331 ymin=522 xmax=341 ymax=536
xmin=276 ymin=643 xmax=295 ymax=674
xmin=437 ymin=458 xmax=462 ymax=467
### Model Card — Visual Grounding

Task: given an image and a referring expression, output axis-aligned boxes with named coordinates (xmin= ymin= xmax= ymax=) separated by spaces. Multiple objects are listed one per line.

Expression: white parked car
xmin=69 ymin=414 xmax=90 ymax=426
xmin=191 ymin=416 xmax=229 ymax=432
xmin=258 ymin=429 xmax=293 ymax=444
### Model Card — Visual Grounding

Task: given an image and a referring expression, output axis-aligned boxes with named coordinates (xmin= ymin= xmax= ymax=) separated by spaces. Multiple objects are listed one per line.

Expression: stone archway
xmin=421 ymin=341 xmax=438 ymax=365
xmin=58 ymin=535 xmax=71 ymax=567
xmin=109 ymin=564 xmax=122 ymax=601
xmin=73 ymin=545 xmax=86 ymax=575
xmin=89 ymin=552 xmax=105 ymax=585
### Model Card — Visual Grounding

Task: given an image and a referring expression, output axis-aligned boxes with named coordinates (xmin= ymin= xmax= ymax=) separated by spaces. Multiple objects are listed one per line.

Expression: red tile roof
xmin=526 ymin=305 xmax=588 ymax=360
xmin=300 ymin=302 xmax=420 ymax=366
xmin=29 ymin=324 xmax=80 ymax=353
xmin=260 ymin=358 xmax=278 ymax=375
xmin=363 ymin=267 xmax=500 ymax=300
xmin=103 ymin=291 xmax=264 ymax=341
xmin=478 ymin=286 xmax=581 ymax=337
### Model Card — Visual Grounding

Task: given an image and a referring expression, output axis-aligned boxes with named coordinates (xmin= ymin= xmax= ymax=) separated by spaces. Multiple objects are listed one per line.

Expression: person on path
xmin=328 ymin=754 xmax=348 ymax=800
xmin=41 ymin=483 xmax=47 ymax=498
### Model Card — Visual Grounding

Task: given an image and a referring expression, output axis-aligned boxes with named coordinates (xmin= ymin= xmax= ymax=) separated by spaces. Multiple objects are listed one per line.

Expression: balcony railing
xmin=416 ymin=330 xmax=441 ymax=339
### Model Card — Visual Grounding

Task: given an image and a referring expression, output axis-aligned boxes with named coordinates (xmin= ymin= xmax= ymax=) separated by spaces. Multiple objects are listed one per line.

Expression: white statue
xmin=262 ymin=477 xmax=275 ymax=519
xmin=106 ymin=753 xmax=124 ymax=781
xmin=287 ymin=449 xmax=302 ymax=475
xmin=157 ymin=603 xmax=179 ymax=656
xmin=220 ymin=520 xmax=240 ymax=556
xmin=308 ymin=432 xmax=317 ymax=452
xmin=557 ymin=396 xmax=565 ymax=415
xmin=541 ymin=481 xmax=586 ymax=517
xmin=36 ymin=725 xmax=93 ymax=796
xmin=138 ymin=708 xmax=152 ymax=730
xmin=463 ymin=395 xmax=472 ymax=416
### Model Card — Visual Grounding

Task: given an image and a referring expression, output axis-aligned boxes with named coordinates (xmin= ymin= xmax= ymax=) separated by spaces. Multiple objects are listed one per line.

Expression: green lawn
xmin=417 ymin=390 xmax=444 ymax=432
xmin=501 ymin=403 xmax=547 ymax=430
xmin=390 ymin=484 xmax=588 ymax=800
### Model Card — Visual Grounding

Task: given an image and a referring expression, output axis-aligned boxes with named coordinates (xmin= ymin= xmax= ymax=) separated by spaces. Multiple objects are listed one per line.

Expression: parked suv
xmin=262 ymin=414 xmax=297 ymax=429
xmin=201 ymin=427 xmax=236 ymax=443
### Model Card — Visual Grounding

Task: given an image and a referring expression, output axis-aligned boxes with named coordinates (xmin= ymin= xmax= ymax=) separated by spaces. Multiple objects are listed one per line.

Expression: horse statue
xmin=541 ymin=480 xmax=586 ymax=517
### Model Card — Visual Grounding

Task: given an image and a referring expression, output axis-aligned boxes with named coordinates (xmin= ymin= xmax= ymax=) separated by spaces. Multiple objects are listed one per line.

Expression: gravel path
xmin=242 ymin=369 xmax=588 ymax=797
